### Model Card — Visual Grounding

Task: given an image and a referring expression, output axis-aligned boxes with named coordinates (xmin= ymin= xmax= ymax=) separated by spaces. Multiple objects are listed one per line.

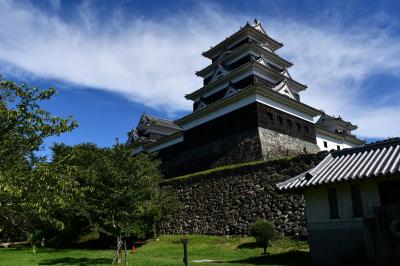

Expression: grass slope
xmin=162 ymin=156 xmax=294 ymax=185
xmin=0 ymin=235 xmax=309 ymax=266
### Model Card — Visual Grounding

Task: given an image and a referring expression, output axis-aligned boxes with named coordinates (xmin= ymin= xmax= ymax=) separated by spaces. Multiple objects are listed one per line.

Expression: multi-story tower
xmin=128 ymin=20 xmax=364 ymax=177
xmin=127 ymin=114 xmax=181 ymax=149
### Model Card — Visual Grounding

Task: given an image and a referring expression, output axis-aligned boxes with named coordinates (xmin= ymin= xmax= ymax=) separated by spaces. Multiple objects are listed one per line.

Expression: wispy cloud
xmin=1 ymin=1 xmax=400 ymax=138
xmin=0 ymin=1 xmax=243 ymax=112
xmin=268 ymin=18 xmax=400 ymax=138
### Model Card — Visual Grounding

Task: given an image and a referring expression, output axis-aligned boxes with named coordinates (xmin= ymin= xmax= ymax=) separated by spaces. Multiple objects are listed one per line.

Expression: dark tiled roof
xmin=277 ymin=138 xmax=400 ymax=190
xmin=316 ymin=113 xmax=357 ymax=130
xmin=142 ymin=114 xmax=181 ymax=130
xmin=202 ymin=21 xmax=283 ymax=58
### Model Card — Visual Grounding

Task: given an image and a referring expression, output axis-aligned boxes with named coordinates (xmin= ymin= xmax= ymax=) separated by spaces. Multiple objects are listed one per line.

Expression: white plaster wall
xmin=304 ymin=180 xmax=384 ymax=263
xmin=316 ymin=132 xmax=358 ymax=151
xmin=304 ymin=180 xmax=381 ymax=225
xmin=146 ymin=136 xmax=184 ymax=153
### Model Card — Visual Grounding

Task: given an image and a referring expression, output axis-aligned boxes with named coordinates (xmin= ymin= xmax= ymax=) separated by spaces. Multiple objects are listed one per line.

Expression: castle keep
xmin=127 ymin=20 xmax=364 ymax=177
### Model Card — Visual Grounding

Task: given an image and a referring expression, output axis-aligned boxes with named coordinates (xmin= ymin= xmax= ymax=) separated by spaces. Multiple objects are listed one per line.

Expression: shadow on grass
xmin=236 ymin=242 xmax=260 ymax=249
xmin=227 ymin=250 xmax=310 ymax=265
xmin=39 ymin=257 xmax=112 ymax=265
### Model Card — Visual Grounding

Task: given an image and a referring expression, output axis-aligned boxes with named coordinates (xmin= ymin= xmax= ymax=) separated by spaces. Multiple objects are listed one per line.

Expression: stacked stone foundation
xmin=160 ymin=153 xmax=326 ymax=236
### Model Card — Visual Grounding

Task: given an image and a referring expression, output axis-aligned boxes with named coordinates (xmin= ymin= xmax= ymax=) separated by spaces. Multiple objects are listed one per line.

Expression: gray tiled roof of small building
xmin=277 ymin=138 xmax=400 ymax=190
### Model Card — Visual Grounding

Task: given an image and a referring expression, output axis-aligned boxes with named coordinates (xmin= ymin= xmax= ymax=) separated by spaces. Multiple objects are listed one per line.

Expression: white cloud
xmin=0 ymin=1 xmax=243 ymax=112
xmin=1 ymin=1 xmax=400 ymax=138
xmin=267 ymin=20 xmax=400 ymax=138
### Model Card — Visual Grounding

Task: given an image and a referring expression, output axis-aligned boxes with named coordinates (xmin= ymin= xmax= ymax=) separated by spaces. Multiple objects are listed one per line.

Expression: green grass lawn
xmin=0 ymin=235 xmax=310 ymax=266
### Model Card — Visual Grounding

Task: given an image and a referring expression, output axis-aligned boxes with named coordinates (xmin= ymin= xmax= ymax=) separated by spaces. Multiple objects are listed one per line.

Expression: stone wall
xmin=258 ymin=127 xmax=320 ymax=160
xmin=160 ymin=153 xmax=326 ymax=236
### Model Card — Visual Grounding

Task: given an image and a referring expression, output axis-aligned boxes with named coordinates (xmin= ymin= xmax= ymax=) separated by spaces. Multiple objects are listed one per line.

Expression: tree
xmin=51 ymin=143 xmax=177 ymax=264
xmin=0 ymin=77 xmax=77 ymax=167
xmin=0 ymin=76 xmax=177 ymax=263
xmin=0 ymin=76 xmax=78 ymax=245
xmin=250 ymin=219 xmax=277 ymax=255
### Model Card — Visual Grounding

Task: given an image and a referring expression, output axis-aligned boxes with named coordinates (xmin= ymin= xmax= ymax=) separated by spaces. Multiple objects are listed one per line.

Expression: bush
xmin=250 ymin=219 xmax=277 ymax=254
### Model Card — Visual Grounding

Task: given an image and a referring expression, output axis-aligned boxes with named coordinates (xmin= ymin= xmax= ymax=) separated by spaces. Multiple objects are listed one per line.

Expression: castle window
xmin=296 ymin=122 xmax=301 ymax=131
xmin=287 ymin=119 xmax=293 ymax=128
xmin=304 ymin=125 xmax=310 ymax=134
xmin=350 ymin=184 xmax=363 ymax=217
xmin=267 ymin=112 xmax=274 ymax=122
xmin=277 ymin=116 xmax=283 ymax=125
xmin=328 ymin=187 xmax=339 ymax=219
xmin=378 ymin=179 xmax=400 ymax=205
xmin=323 ymin=141 xmax=328 ymax=148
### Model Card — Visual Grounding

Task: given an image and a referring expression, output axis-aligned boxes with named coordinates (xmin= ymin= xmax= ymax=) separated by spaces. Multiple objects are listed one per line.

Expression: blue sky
xmin=1 ymin=0 xmax=400 ymax=156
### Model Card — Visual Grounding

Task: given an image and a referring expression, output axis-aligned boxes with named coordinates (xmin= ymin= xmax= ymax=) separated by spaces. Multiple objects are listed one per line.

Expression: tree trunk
xmin=117 ymin=235 xmax=122 ymax=264
xmin=153 ymin=223 xmax=157 ymax=239
xmin=113 ymin=235 xmax=122 ymax=265
xmin=263 ymin=241 xmax=268 ymax=255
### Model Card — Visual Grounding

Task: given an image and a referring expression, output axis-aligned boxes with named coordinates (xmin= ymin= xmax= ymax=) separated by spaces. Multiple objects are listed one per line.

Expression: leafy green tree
xmin=0 ymin=76 xmax=176 ymax=262
xmin=0 ymin=76 xmax=78 ymax=244
xmin=250 ymin=219 xmax=277 ymax=254
xmin=51 ymin=143 xmax=177 ymax=263
xmin=0 ymin=77 xmax=77 ymax=167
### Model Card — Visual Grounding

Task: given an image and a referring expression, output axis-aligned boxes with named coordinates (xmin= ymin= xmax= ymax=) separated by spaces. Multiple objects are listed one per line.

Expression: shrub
xmin=250 ymin=219 xmax=277 ymax=254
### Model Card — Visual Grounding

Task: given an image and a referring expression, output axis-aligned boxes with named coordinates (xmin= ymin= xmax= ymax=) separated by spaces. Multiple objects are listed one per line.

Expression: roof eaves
xmin=187 ymin=60 xmax=303 ymax=101
xmin=202 ymin=25 xmax=283 ymax=59
xmin=197 ymin=42 xmax=293 ymax=78
xmin=178 ymin=84 xmax=322 ymax=126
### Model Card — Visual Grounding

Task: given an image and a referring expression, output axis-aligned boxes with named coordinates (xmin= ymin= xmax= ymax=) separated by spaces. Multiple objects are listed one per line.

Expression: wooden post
xmin=181 ymin=239 xmax=188 ymax=266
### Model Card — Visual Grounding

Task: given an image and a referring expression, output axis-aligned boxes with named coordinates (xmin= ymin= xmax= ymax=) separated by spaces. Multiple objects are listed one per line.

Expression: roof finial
xmin=254 ymin=18 xmax=259 ymax=24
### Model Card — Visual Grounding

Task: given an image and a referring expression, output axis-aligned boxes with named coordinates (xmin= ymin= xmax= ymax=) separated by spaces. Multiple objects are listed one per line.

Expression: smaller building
xmin=126 ymin=113 xmax=181 ymax=149
xmin=316 ymin=113 xmax=365 ymax=151
xmin=277 ymin=138 xmax=400 ymax=265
